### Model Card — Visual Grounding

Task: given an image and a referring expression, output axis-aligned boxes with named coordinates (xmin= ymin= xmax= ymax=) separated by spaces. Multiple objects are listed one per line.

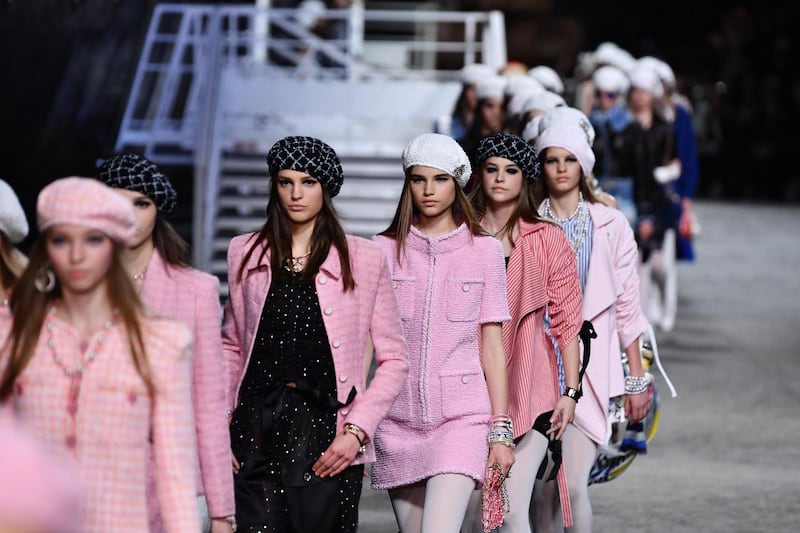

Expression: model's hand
xmin=625 ymin=389 xmax=651 ymax=423
xmin=487 ymin=443 xmax=515 ymax=479
xmin=232 ymin=452 xmax=240 ymax=474
xmin=547 ymin=396 xmax=577 ymax=440
xmin=637 ymin=219 xmax=655 ymax=241
xmin=210 ymin=518 xmax=234 ymax=533
xmin=312 ymin=432 xmax=360 ymax=478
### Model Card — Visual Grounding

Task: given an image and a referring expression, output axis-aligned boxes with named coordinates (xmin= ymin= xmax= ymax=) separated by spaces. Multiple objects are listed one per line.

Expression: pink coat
xmin=370 ymin=225 xmax=510 ymax=489
xmin=221 ymin=233 xmax=409 ymax=464
xmin=141 ymin=250 xmax=235 ymax=519
xmin=1 ymin=314 xmax=200 ymax=533
xmin=573 ymin=202 xmax=648 ymax=445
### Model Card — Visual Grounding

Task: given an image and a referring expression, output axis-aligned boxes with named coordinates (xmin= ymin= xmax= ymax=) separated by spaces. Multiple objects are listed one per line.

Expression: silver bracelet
xmin=625 ymin=375 xmax=650 ymax=395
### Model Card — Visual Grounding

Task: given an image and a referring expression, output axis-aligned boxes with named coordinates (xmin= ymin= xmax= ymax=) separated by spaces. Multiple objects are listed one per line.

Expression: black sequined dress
xmin=230 ymin=268 xmax=363 ymax=532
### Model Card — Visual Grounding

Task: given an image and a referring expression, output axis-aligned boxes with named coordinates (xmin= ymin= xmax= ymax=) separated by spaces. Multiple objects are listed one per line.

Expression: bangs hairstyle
xmin=468 ymin=160 xmax=554 ymax=248
xmin=236 ymin=176 xmax=355 ymax=291
xmin=532 ymin=147 xmax=599 ymax=206
xmin=0 ymin=233 xmax=154 ymax=400
xmin=0 ymin=232 xmax=27 ymax=290
xmin=380 ymin=168 xmax=484 ymax=264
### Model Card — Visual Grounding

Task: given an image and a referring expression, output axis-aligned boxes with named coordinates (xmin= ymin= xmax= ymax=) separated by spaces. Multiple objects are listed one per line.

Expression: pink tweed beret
xmin=37 ymin=177 xmax=136 ymax=246
xmin=0 ymin=417 xmax=80 ymax=533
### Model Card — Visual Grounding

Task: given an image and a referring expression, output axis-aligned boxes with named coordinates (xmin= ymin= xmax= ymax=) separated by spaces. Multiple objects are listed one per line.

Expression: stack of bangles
xmin=487 ymin=414 xmax=515 ymax=449
xmin=624 ymin=374 xmax=651 ymax=395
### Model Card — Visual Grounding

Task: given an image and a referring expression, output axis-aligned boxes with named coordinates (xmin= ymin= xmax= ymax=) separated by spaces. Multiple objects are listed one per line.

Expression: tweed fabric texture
xmin=1 ymin=315 xmax=200 ymax=532
xmin=0 ymin=179 xmax=29 ymax=243
xmin=266 ymin=136 xmax=344 ymax=197
xmin=402 ymin=133 xmax=472 ymax=188
xmin=371 ymin=225 xmax=511 ymax=489
xmin=222 ymin=233 xmax=409 ymax=463
xmin=140 ymin=250 xmax=235 ymax=525
xmin=539 ymin=107 xmax=596 ymax=146
xmin=97 ymin=154 xmax=177 ymax=215
xmin=476 ymin=132 xmax=541 ymax=184
xmin=37 ymin=177 xmax=136 ymax=246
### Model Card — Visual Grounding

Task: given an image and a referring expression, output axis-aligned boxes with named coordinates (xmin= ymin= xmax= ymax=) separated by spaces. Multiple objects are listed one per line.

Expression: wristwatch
xmin=563 ymin=386 xmax=582 ymax=402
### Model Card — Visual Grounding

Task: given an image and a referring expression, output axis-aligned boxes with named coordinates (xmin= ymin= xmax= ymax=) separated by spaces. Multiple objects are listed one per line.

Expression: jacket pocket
xmin=445 ymin=278 xmax=484 ymax=322
xmin=440 ymin=371 xmax=490 ymax=419
xmin=391 ymin=276 xmax=416 ymax=321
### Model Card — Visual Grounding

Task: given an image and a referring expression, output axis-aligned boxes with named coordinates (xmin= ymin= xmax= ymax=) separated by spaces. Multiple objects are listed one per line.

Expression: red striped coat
xmin=504 ymin=219 xmax=583 ymax=526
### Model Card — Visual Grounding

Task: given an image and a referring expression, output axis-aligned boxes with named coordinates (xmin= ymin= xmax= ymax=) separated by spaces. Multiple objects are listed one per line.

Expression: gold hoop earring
xmin=34 ymin=267 xmax=56 ymax=293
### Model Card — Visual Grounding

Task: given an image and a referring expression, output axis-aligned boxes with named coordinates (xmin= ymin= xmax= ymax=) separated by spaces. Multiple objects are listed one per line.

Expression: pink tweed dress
xmin=371 ymin=224 xmax=510 ymax=489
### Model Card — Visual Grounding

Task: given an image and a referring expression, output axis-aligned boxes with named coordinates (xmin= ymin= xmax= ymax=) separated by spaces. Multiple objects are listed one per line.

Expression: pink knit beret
xmin=0 ymin=417 xmax=80 ymax=533
xmin=37 ymin=177 xmax=137 ymax=246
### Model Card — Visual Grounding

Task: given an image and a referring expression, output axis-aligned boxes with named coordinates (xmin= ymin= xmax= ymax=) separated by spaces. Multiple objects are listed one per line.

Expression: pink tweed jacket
xmin=141 ymin=250 xmax=235 ymax=520
xmin=1 ymin=313 xmax=200 ymax=533
xmin=574 ymin=202 xmax=648 ymax=445
xmin=221 ymin=233 xmax=409 ymax=464
xmin=504 ymin=219 xmax=583 ymax=526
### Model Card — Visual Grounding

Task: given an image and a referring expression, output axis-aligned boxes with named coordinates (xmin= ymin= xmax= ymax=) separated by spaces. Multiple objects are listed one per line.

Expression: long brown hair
xmin=153 ymin=216 xmax=190 ymax=268
xmin=380 ymin=169 xmax=484 ymax=264
xmin=0 ymin=234 xmax=154 ymax=400
xmin=236 ymin=178 xmax=355 ymax=290
xmin=468 ymin=163 xmax=553 ymax=248
xmin=533 ymin=147 xmax=599 ymax=206
xmin=0 ymin=233 xmax=27 ymax=291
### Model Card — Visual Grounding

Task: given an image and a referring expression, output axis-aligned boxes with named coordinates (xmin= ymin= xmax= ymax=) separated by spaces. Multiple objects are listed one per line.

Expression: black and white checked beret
xmin=266 ymin=136 xmax=343 ymax=197
xmin=96 ymin=154 xmax=177 ymax=216
xmin=475 ymin=133 xmax=541 ymax=184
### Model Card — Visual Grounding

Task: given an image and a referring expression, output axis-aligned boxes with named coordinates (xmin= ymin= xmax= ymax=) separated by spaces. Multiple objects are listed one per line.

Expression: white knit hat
xmin=460 ymin=63 xmax=496 ymax=85
xmin=535 ymin=124 xmax=597 ymax=178
xmin=629 ymin=64 xmax=664 ymax=98
xmin=522 ymin=91 xmax=566 ymax=115
xmin=0 ymin=179 xmax=29 ymax=244
xmin=637 ymin=56 xmax=675 ymax=88
xmin=475 ymin=75 xmax=507 ymax=101
xmin=592 ymin=65 xmax=629 ymax=94
xmin=538 ymin=107 xmax=596 ymax=146
xmin=504 ymin=75 xmax=544 ymax=97
xmin=507 ymin=86 xmax=545 ymax=117
xmin=401 ymin=133 xmax=472 ymax=189
xmin=528 ymin=66 xmax=564 ymax=94
xmin=594 ymin=42 xmax=636 ymax=72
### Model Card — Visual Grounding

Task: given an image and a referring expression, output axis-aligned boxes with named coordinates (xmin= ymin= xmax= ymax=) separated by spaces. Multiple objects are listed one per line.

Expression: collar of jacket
xmin=242 ymin=234 xmax=343 ymax=280
xmin=405 ymin=222 xmax=471 ymax=255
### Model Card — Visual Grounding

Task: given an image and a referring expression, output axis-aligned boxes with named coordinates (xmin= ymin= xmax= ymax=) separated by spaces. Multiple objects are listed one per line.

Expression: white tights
xmin=532 ymin=424 xmax=598 ymax=533
xmin=640 ymin=229 xmax=677 ymax=331
xmin=388 ymin=473 xmax=475 ymax=533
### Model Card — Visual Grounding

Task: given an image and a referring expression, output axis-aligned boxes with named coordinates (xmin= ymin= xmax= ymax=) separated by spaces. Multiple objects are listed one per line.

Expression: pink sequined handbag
xmin=481 ymin=463 xmax=509 ymax=532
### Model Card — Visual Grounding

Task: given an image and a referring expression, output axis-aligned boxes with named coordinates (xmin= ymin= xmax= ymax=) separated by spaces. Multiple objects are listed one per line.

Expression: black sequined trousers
xmin=230 ymin=270 xmax=363 ymax=532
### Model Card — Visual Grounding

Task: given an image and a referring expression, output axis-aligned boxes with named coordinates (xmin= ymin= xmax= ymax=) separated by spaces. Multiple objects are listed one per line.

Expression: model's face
xmin=480 ymin=98 xmax=504 ymax=132
xmin=115 ymin=189 xmax=157 ymax=249
xmin=629 ymin=87 xmax=653 ymax=112
xmin=595 ymin=89 xmax=620 ymax=111
xmin=481 ymin=156 xmax=524 ymax=206
xmin=46 ymin=224 xmax=114 ymax=295
xmin=542 ymin=147 xmax=582 ymax=197
xmin=275 ymin=169 xmax=324 ymax=226
xmin=408 ymin=165 xmax=457 ymax=220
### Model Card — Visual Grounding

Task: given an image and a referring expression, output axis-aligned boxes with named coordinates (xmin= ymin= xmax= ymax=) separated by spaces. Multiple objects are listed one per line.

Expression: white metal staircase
xmin=115 ymin=2 xmax=507 ymax=291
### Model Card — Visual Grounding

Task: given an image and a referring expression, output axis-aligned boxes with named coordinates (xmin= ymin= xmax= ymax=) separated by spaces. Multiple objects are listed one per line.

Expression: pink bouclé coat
xmin=574 ymin=202 xmax=648 ymax=445
xmin=370 ymin=224 xmax=511 ymax=490
xmin=221 ymin=233 xmax=409 ymax=463
xmin=140 ymin=250 xmax=235 ymax=524
xmin=0 ymin=314 xmax=200 ymax=533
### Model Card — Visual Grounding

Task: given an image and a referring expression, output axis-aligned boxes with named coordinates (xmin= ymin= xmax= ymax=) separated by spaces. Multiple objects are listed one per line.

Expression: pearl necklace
xmin=45 ymin=306 xmax=117 ymax=410
xmin=542 ymin=193 xmax=590 ymax=253
xmin=132 ymin=267 xmax=147 ymax=282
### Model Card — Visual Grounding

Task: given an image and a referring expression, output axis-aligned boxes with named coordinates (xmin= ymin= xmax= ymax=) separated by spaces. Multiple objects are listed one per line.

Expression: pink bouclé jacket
xmin=140 ymin=250 xmax=235 ymax=521
xmin=221 ymin=233 xmax=409 ymax=463
xmin=0 ymin=314 xmax=200 ymax=533
xmin=574 ymin=202 xmax=648 ymax=445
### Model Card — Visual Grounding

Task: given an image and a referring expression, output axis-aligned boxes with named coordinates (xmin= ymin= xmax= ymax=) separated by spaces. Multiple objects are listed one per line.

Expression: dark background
xmin=2 ymin=1 xmax=797 ymax=250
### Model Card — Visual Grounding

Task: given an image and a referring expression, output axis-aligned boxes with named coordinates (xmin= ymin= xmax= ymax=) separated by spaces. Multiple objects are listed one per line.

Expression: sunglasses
xmin=595 ymin=90 xmax=619 ymax=99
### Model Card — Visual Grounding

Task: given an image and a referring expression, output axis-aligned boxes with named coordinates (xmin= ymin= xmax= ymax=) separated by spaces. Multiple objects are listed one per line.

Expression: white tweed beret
xmin=475 ymin=75 xmax=507 ymax=101
xmin=504 ymin=75 xmax=544 ymax=97
xmin=535 ymin=124 xmax=597 ymax=178
xmin=594 ymin=42 xmax=637 ymax=72
xmin=592 ymin=65 xmax=630 ymax=94
xmin=522 ymin=115 xmax=544 ymax=144
xmin=460 ymin=63 xmax=496 ymax=85
xmin=638 ymin=56 xmax=676 ymax=88
xmin=401 ymin=133 xmax=472 ymax=189
xmin=528 ymin=66 xmax=564 ymax=94
xmin=0 ymin=179 xmax=29 ymax=244
xmin=629 ymin=64 xmax=664 ymax=98
xmin=538 ymin=107 xmax=596 ymax=146
xmin=522 ymin=90 xmax=566 ymax=115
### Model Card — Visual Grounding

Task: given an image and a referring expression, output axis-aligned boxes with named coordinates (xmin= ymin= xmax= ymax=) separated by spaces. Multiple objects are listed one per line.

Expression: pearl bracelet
xmin=625 ymin=375 xmax=650 ymax=395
